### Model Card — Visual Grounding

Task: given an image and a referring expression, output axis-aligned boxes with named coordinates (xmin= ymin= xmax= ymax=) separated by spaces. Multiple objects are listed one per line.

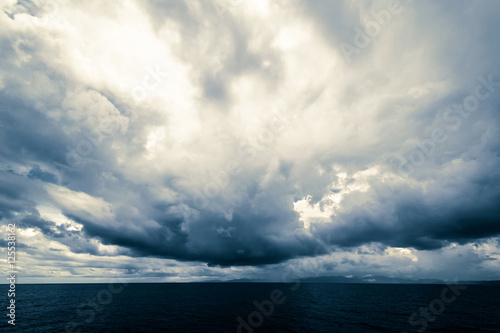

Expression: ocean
xmin=3 ymin=283 xmax=499 ymax=332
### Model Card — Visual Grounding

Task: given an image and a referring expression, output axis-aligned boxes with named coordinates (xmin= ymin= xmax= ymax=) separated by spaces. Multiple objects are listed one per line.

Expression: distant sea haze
xmin=3 ymin=283 xmax=499 ymax=332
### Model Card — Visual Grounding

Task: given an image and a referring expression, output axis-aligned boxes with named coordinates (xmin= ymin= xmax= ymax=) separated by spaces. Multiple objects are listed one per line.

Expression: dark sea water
xmin=2 ymin=283 xmax=499 ymax=332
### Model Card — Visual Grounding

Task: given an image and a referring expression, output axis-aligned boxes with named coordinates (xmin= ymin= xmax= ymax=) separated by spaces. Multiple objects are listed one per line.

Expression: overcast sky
xmin=1 ymin=0 xmax=500 ymax=283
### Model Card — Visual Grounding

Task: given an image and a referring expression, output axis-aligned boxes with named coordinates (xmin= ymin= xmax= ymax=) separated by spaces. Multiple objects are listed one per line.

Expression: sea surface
xmin=2 ymin=283 xmax=499 ymax=332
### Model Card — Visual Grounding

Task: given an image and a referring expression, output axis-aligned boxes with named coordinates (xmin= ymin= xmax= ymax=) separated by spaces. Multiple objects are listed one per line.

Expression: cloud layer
xmin=1 ymin=0 xmax=500 ymax=282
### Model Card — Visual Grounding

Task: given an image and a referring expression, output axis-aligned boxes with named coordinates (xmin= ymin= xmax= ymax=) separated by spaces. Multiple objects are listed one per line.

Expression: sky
xmin=1 ymin=0 xmax=500 ymax=283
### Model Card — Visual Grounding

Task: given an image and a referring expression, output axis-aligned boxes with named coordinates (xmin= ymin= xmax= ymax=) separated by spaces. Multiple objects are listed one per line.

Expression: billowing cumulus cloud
xmin=0 ymin=0 xmax=499 ymax=282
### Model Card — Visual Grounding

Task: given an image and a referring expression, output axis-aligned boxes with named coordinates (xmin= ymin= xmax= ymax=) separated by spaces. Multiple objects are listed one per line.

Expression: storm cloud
xmin=0 ymin=0 xmax=499 ymax=282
